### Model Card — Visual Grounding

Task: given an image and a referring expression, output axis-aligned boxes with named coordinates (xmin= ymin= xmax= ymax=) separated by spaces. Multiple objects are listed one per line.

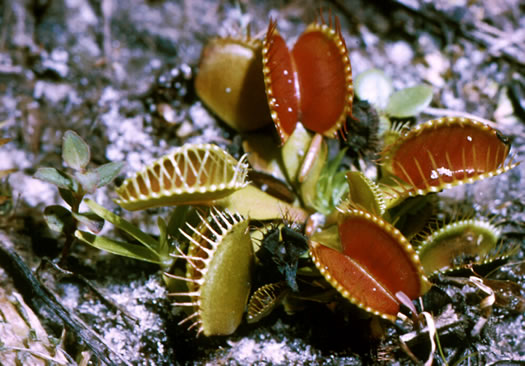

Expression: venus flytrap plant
xmin=378 ymin=117 xmax=519 ymax=203
xmin=195 ymin=35 xmax=272 ymax=132
xmin=34 ymin=130 xmax=124 ymax=260
xmin=161 ymin=14 xmax=521 ymax=340
xmin=33 ymin=12 xmax=521 ymax=357
xmin=253 ymin=14 xmax=521 ymax=346
xmin=416 ymin=218 xmax=502 ymax=276
xmin=167 ymin=208 xmax=253 ymax=336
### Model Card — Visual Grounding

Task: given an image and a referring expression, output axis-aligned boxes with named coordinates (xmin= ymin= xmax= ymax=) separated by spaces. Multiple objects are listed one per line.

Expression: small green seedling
xmin=34 ymin=130 xmax=124 ymax=260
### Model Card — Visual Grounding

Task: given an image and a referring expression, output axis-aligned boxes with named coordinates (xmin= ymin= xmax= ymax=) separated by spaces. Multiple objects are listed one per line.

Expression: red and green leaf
xmin=310 ymin=209 xmax=430 ymax=320
xmin=381 ymin=117 xmax=519 ymax=199
xmin=262 ymin=16 xmax=353 ymax=143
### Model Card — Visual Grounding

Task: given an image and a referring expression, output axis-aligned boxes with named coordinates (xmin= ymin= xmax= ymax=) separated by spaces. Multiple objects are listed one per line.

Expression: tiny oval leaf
xmin=62 ymin=130 xmax=91 ymax=171
xmin=44 ymin=205 xmax=75 ymax=233
xmin=34 ymin=167 xmax=78 ymax=192
xmin=94 ymin=162 xmax=125 ymax=188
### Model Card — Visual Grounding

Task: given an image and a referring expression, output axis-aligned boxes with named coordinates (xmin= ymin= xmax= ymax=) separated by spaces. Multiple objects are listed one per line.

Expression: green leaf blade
xmin=84 ymin=199 xmax=159 ymax=255
xmin=94 ymin=162 xmax=125 ymax=188
xmin=385 ymin=84 xmax=433 ymax=118
xmin=34 ymin=167 xmax=78 ymax=191
xmin=75 ymin=230 xmax=164 ymax=264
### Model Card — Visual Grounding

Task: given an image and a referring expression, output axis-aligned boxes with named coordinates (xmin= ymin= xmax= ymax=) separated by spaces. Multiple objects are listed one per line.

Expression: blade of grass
xmin=157 ymin=217 xmax=172 ymax=268
xmin=75 ymin=230 xmax=163 ymax=264
xmin=84 ymin=199 xmax=159 ymax=256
